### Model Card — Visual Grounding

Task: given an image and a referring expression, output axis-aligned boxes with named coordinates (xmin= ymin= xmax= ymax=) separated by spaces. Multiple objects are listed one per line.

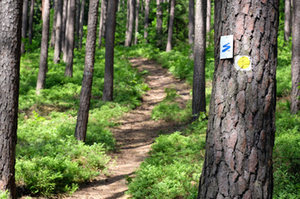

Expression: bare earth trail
xmin=65 ymin=58 xmax=192 ymax=199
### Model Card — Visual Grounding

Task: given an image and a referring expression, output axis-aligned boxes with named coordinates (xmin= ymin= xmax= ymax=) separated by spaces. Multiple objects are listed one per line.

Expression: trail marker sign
xmin=220 ymin=35 xmax=233 ymax=59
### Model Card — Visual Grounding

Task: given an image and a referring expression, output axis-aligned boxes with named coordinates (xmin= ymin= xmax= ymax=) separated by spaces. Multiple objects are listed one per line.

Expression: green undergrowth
xmin=17 ymin=45 xmax=148 ymax=196
xmin=0 ymin=191 xmax=9 ymax=199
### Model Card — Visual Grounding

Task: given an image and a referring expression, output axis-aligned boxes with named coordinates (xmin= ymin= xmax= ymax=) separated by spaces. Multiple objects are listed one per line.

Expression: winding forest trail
xmin=65 ymin=58 xmax=192 ymax=199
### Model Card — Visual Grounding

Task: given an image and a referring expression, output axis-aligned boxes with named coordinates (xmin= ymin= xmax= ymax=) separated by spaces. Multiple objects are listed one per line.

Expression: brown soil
xmin=21 ymin=58 xmax=192 ymax=199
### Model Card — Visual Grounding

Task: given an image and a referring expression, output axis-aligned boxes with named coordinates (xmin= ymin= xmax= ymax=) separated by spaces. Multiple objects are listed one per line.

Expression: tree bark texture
xmin=54 ymin=0 xmax=62 ymax=64
xmin=79 ymin=0 xmax=86 ymax=49
xmin=284 ymin=0 xmax=291 ymax=41
xmin=156 ymin=0 xmax=163 ymax=46
xmin=21 ymin=0 xmax=29 ymax=55
xmin=75 ymin=0 xmax=99 ymax=142
xmin=206 ymin=0 xmax=211 ymax=33
xmin=65 ymin=0 xmax=76 ymax=77
xmin=166 ymin=0 xmax=175 ymax=52
xmin=50 ymin=1 xmax=57 ymax=48
xmin=197 ymin=1 xmax=279 ymax=198
xmin=98 ymin=0 xmax=108 ymax=49
xmin=29 ymin=0 xmax=35 ymax=45
xmin=144 ymin=0 xmax=150 ymax=41
xmin=61 ymin=0 xmax=68 ymax=54
xmin=192 ymin=0 xmax=206 ymax=121
xmin=36 ymin=0 xmax=50 ymax=94
xmin=102 ymin=0 xmax=117 ymax=101
xmin=63 ymin=0 xmax=71 ymax=62
xmin=125 ymin=0 xmax=136 ymax=47
xmin=189 ymin=0 xmax=195 ymax=45
xmin=0 ymin=1 xmax=22 ymax=198
xmin=291 ymin=0 xmax=300 ymax=114
xmin=134 ymin=0 xmax=140 ymax=45
xmin=75 ymin=0 xmax=81 ymax=48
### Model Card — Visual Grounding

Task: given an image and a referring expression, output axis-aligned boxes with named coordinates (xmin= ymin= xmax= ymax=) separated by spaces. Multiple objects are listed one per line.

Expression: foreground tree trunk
xmin=192 ymin=0 xmax=206 ymax=121
xmin=29 ymin=0 xmax=35 ymax=45
xmin=98 ymin=0 xmax=108 ymax=49
xmin=79 ymin=0 xmax=86 ymax=49
xmin=54 ymin=0 xmax=62 ymax=64
xmin=144 ymin=0 xmax=150 ymax=42
xmin=188 ymin=0 xmax=194 ymax=45
xmin=21 ymin=0 xmax=29 ymax=55
xmin=36 ymin=0 xmax=50 ymax=94
xmin=134 ymin=0 xmax=140 ymax=45
xmin=166 ymin=0 xmax=175 ymax=52
xmin=197 ymin=0 xmax=279 ymax=198
xmin=291 ymin=0 xmax=300 ymax=114
xmin=0 ymin=2 xmax=22 ymax=198
xmin=125 ymin=0 xmax=135 ymax=47
xmin=284 ymin=0 xmax=292 ymax=41
xmin=102 ymin=0 xmax=118 ymax=101
xmin=156 ymin=0 xmax=163 ymax=47
xmin=75 ymin=0 xmax=100 ymax=142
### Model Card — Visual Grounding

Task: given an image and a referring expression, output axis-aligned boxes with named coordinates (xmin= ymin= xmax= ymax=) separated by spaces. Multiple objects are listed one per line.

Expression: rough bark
xmin=197 ymin=0 xmax=279 ymax=198
xmin=125 ymin=0 xmax=136 ymax=47
xmin=29 ymin=0 xmax=35 ymax=45
xmin=54 ymin=0 xmax=62 ymax=64
xmin=65 ymin=0 xmax=75 ymax=77
xmin=144 ymin=0 xmax=150 ymax=42
xmin=166 ymin=0 xmax=175 ymax=52
xmin=134 ymin=0 xmax=140 ymax=45
xmin=75 ymin=0 xmax=99 ymax=142
xmin=102 ymin=0 xmax=117 ymax=101
xmin=61 ymin=0 xmax=68 ymax=54
xmin=0 ymin=1 xmax=22 ymax=198
xmin=156 ymin=0 xmax=163 ymax=46
xmin=50 ymin=1 xmax=57 ymax=48
xmin=284 ymin=0 xmax=292 ymax=41
xmin=75 ymin=0 xmax=81 ymax=48
xmin=63 ymin=0 xmax=70 ymax=62
xmin=291 ymin=0 xmax=300 ymax=114
xmin=21 ymin=0 xmax=29 ymax=55
xmin=79 ymin=0 xmax=86 ymax=49
xmin=36 ymin=0 xmax=50 ymax=94
xmin=192 ymin=0 xmax=206 ymax=121
xmin=189 ymin=0 xmax=195 ymax=45
xmin=98 ymin=0 xmax=108 ymax=49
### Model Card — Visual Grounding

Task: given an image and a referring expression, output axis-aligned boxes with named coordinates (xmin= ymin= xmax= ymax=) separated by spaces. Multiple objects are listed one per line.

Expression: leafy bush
xmin=0 ymin=191 xmax=9 ymax=199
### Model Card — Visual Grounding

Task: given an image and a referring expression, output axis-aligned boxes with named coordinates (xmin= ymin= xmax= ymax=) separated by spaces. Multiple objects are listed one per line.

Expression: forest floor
xmin=61 ymin=57 xmax=192 ymax=199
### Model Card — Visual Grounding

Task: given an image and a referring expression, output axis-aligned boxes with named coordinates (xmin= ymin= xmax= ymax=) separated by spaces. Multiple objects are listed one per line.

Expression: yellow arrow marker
xmin=237 ymin=56 xmax=251 ymax=69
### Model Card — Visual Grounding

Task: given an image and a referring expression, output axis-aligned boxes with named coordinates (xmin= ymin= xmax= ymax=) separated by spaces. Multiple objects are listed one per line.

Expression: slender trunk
xmin=192 ymin=0 xmax=206 ymax=121
xmin=291 ymin=0 xmax=300 ymax=114
xmin=125 ymin=0 xmax=136 ymax=46
xmin=188 ymin=0 xmax=194 ymax=45
xmin=0 ymin=1 xmax=22 ymax=198
xmin=125 ymin=0 xmax=130 ymax=43
xmin=102 ymin=0 xmax=118 ymax=101
xmin=284 ymin=0 xmax=292 ymax=41
xmin=63 ymin=0 xmax=71 ymax=62
xmin=134 ymin=0 xmax=140 ymax=45
xmin=206 ymin=0 xmax=211 ymax=34
xmin=144 ymin=0 xmax=150 ymax=42
xmin=54 ymin=0 xmax=62 ymax=64
xmin=75 ymin=0 xmax=81 ymax=48
xmin=79 ymin=0 xmax=86 ymax=48
xmin=29 ymin=0 xmax=35 ymax=45
xmin=61 ymin=0 xmax=68 ymax=54
xmin=41 ymin=0 xmax=45 ymax=19
xmin=21 ymin=0 xmax=29 ymax=55
xmin=50 ymin=1 xmax=57 ymax=48
xmin=98 ymin=0 xmax=108 ymax=48
xmin=36 ymin=0 xmax=50 ymax=94
xmin=197 ymin=0 xmax=279 ymax=198
xmin=75 ymin=0 xmax=100 ymax=142
xmin=65 ymin=0 xmax=76 ymax=77
xmin=166 ymin=0 xmax=175 ymax=52
xmin=156 ymin=0 xmax=163 ymax=47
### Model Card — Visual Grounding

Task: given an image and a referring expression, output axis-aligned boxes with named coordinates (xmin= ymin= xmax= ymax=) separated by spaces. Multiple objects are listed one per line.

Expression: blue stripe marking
xmin=222 ymin=43 xmax=231 ymax=52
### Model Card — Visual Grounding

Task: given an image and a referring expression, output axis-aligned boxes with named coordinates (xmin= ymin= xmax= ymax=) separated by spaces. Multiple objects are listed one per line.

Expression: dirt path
xmin=65 ymin=58 xmax=192 ymax=199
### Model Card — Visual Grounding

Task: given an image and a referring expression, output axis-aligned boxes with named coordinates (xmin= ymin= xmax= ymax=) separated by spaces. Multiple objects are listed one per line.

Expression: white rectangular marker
xmin=220 ymin=35 xmax=233 ymax=59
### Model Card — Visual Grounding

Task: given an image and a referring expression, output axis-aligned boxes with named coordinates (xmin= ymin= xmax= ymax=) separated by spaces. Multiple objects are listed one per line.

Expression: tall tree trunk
xmin=21 ymin=0 xmax=29 ymax=55
xmin=284 ymin=0 xmax=292 ymax=41
xmin=144 ymin=0 xmax=150 ymax=42
xmin=36 ymin=0 xmax=50 ymax=94
xmin=75 ymin=0 xmax=100 ymax=142
xmin=166 ymin=0 xmax=175 ymax=52
xmin=61 ymin=0 xmax=68 ymax=54
xmin=134 ymin=0 xmax=140 ymax=45
xmin=50 ymin=2 xmax=57 ymax=48
xmin=63 ymin=0 xmax=71 ymax=62
xmin=29 ymin=0 xmax=35 ymax=45
xmin=197 ymin=0 xmax=279 ymax=198
xmin=65 ymin=0 xmax=75 ymax=77
xmin=192 ymin=0 xmax=206 ymax=121
xmin=98 ymin=0 xmax=108 ymax=49
xmin=75 ymin=0 xmax=80 ymax=48
xmin=291 ymin=0 xmax=300 ymax=114
xmin=41 ymin=0 xmax=45 ymax=19
xmin=125 ymin=0 xmax=136 ymax=47
xmin=0 ymin=1 xmax=22 ymax=198
xmin=54 ymin=0 xmax=62 ymax=64
xmin=102 ymin=0 xmax=118 ymax=101
xmin=79 ymin=0 xmax=86 ymax=49
xmin=156 ymin=0 xmax=163 ymax=46
xmin=188 ymin=0 xmax=194 ymax=45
